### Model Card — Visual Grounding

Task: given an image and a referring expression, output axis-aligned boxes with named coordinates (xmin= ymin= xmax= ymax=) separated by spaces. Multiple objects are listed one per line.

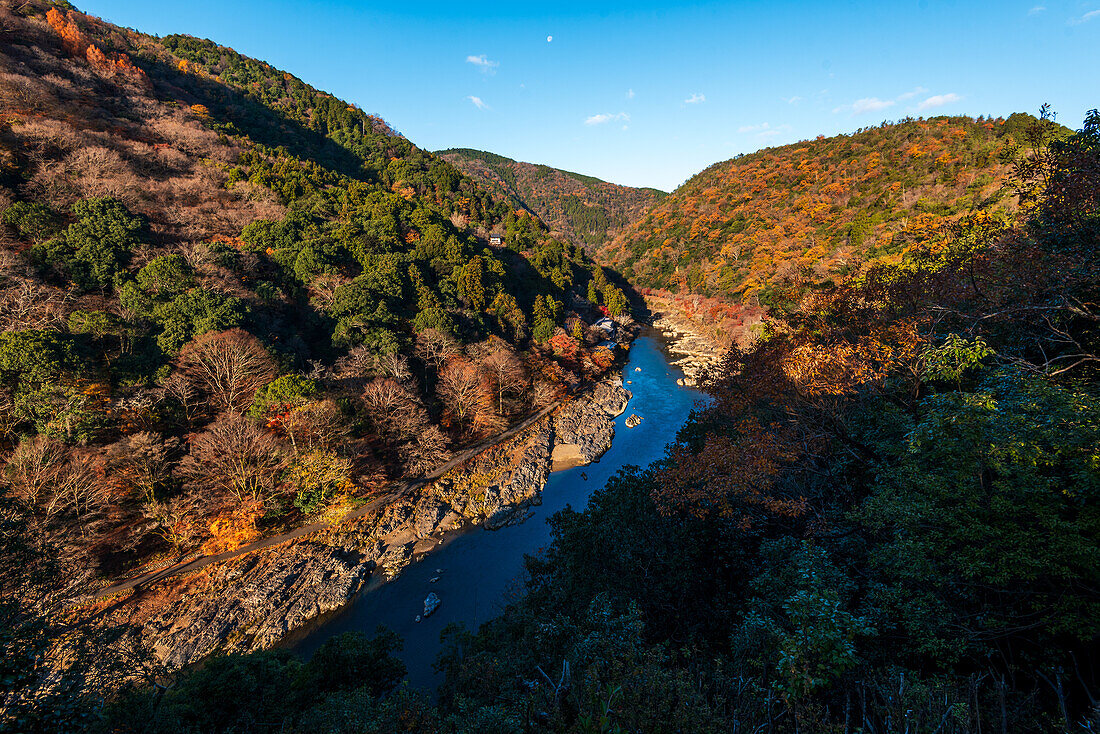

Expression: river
xmin=285 ymin=331 xmax=705 ymax=689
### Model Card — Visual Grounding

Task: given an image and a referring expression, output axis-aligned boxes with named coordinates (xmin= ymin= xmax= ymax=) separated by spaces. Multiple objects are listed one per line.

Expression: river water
xmin=285 ymin=332 xmax=705 ymax=689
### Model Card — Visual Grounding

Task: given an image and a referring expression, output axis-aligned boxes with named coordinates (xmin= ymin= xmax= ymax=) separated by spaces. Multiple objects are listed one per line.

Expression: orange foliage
xmin=46 ymin=8 xmax=149 ymax=87
xmin=201 ymin=497 xmax=264 ymax=554
xmin=602 ymin=116 xmax=1019 ymax=303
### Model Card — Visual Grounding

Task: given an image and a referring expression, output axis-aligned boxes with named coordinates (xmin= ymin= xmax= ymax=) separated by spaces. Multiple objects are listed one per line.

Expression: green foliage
xmin=438 ymin=148 xmax=664 ymax=249
xmin=0 ymin=330 xmax=82 ymax=398
xmin=122 ymin=283 xmax=246 ymax=355
xmin=32 ymin=198 xmax=144 ymax=291
xmin=601 ymin=284 xmax=628 ymax=317
xmin=250 ymin=374 xmax=318 ymax=418
xmin=860 ymin=371 xmax=1100 ymax=660
xmin=2 ymin=201 xmax=60 ymax=242
xmin=921 ymin=333 xmax=993 ymax=384
xmin=294 ymin=629 xmax=405 ymax=699
xmin=99 ymin=630 xmax=405 ymax=733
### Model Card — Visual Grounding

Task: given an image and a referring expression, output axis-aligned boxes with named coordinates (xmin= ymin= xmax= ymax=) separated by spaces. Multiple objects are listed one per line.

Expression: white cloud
xmin=852 ymin=97 xmax=896 ymax=114
xmin=626 ymin=88 xmax=635 ymax=99
xmin=738 ymin=122 xmax=792 ymax=138
xmin=585 ymin=112 xmax=630 ymax=126
xmin=466 ymin=54 xmax=499 ymax=73
xmin=834 ymin=96 xmax=897 ymax=115
xmin=1028 ymin=5 xmax=1046 ymax=14
xmin=1070 ymin=9 xmax=1100 ymax=23
xmin=684 ymin=93 xmax=706 ymax=104
xmin=918 ymin=92 xmax=963 ymax=110
xmin=786 ymin=95 xmax=802 ymax=105
xmin=738 ymin=122 xmax=771 ymax=133
xmin=467 ymin=95 xmax=489 ymax=110
xmin=897 ymin=86 xmax=929 ymax=101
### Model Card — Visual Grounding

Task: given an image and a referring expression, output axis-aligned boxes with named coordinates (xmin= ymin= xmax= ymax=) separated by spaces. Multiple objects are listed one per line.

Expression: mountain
xmin=437 ymin=148 xmax=665 ymax=250
xmin=603 ymin=114 xmax=1068 ymax=305
xmin=0 ymin=1 xmax=631 ymax=593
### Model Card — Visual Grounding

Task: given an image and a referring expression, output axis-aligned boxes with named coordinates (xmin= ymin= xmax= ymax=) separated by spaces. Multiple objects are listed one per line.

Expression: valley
xmin=0 ymin=1 xmax=1096 ymax=732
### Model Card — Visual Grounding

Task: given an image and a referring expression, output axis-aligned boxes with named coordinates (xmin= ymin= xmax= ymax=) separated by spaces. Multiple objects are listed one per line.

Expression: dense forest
xmin=437 ymin=148 xmax=665 ymax=251
xmin=0 ymin=0 xmax=636 ymax=694
xmin=603 ymin=114 xmax=1072 ymax=307
xmin=70 ymin=107 xmax=1097 ymax=734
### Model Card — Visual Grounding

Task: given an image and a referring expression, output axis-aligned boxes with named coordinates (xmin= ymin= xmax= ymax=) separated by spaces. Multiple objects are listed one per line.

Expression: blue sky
xmin=80 ymin=0 xmax=1098 ymax=191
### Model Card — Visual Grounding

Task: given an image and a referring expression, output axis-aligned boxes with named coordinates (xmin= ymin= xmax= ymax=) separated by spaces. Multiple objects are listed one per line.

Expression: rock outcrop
xmin=112 ymin=541 xmax=373 ymax=668
xmin=553 ymin=382 xmax=631 ymax=462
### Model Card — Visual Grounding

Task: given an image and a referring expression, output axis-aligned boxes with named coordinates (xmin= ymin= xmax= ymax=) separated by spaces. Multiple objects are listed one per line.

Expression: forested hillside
xmin=2 ymin=1 xmax=1098 ymax=732
xmin=437 ymin=148 xmax=665 ymax=250
xmin=605 ymin=114 xmax=1069 ymax=305
xmin=0 ymin=0 xmax=633 ymax=620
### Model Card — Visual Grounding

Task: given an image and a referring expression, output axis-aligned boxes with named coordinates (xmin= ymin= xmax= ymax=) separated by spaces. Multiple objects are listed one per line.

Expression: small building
xmin=488 ymin=235 xmax=504 ymax=246
xmin=592 ymin=317 xmax=617 ymax=336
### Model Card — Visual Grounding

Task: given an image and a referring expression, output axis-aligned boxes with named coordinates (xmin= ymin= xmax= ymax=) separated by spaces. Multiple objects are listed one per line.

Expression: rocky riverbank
xmin=100 ymin=378 xmax=632 ymax=669
xmin=648 ymin=307 xmax=724 ymax=388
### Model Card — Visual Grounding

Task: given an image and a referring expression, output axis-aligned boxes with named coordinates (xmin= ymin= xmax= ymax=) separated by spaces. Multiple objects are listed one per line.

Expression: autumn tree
xmin=176 ymin=329 xmax=277 ymax=414
xmin=403 ymin=425 xmax=452 ymax=477
xmin=177 ymin=413 xmax=286 ymax=505
xmin=3 ymin=436 xmax=108 ymax=544
xmin=279 ymin=400 xmax=348 ymax=456
xmin=360 ymin=378 xmax=426 ymax=442
xmin=479 ymin=341 xmax=526 ymax=415
xmin=437 ymin=358 xmax=491 ymax=435
xmin=415 ymin=328 xmax=461 ymax=371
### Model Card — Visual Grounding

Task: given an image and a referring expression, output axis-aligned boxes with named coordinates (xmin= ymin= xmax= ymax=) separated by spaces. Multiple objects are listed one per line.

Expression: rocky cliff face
xmin=102 ymin=380 xmax=632 ymax=668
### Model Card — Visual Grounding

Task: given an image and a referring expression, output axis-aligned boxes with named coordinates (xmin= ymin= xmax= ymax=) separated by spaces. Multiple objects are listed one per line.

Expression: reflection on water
xmin=285 ymin=332 xmax=705 ymax=689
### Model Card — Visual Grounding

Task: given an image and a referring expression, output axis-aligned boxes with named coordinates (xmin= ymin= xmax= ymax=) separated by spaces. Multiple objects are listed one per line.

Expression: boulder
xmin=423 ymin=592 xmax=441 ymax=617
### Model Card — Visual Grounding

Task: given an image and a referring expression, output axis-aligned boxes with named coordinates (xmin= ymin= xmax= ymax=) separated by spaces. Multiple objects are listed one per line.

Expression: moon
xmin=547 ymin=35 xmax=553 ymax=42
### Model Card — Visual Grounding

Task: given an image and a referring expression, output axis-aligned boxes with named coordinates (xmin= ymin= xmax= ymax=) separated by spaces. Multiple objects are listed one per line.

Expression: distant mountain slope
xmin=603 ymin=114 xmax=1066 ymax=304
xmin=437 ymin=148 xmax=665 ymax=250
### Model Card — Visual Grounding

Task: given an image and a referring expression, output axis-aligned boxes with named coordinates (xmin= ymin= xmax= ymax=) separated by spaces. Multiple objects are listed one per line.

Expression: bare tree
xmin=4 ymin=436 xmax=108 ymax=532
xmin=437 ymin=358 xmax=491 ymax=435
xmin=332 ymin=345 xmax=377 ymax=388
xmin=403 ymin=425 xmax=452 ymax=476
xmin=280 ymin=399 xmax=348 ymax=456
xmin=480 ymin=343 xmax=526 ymax=415
xmin=0 ymin=278 xmax=74 ymax=332
xmin=160 ymin=372 xmax=202 ymax=424
xmin=530 ymin=378 xmax=563 ymax=409
xmin=142 ymin=494 xmax=201 ymax=552
xmin=360 ymin=378 xmax=426 ymax=441
xmin=307 ymin=272 xmax=352 ymax=311
xmin=176 ymin=329 xmax=277 ymax=414
xmin=177 ymin=413 xmax=286 ymax=505
xmin=415 ymin=328 xmax=461 ymax=370
xmin=374 ymin=353 xmax=413 ymax=385
xmin=105 ymin=431 xmax=179 ymax=503
xmin=0 ymin=389 xmax=21 ymax=445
